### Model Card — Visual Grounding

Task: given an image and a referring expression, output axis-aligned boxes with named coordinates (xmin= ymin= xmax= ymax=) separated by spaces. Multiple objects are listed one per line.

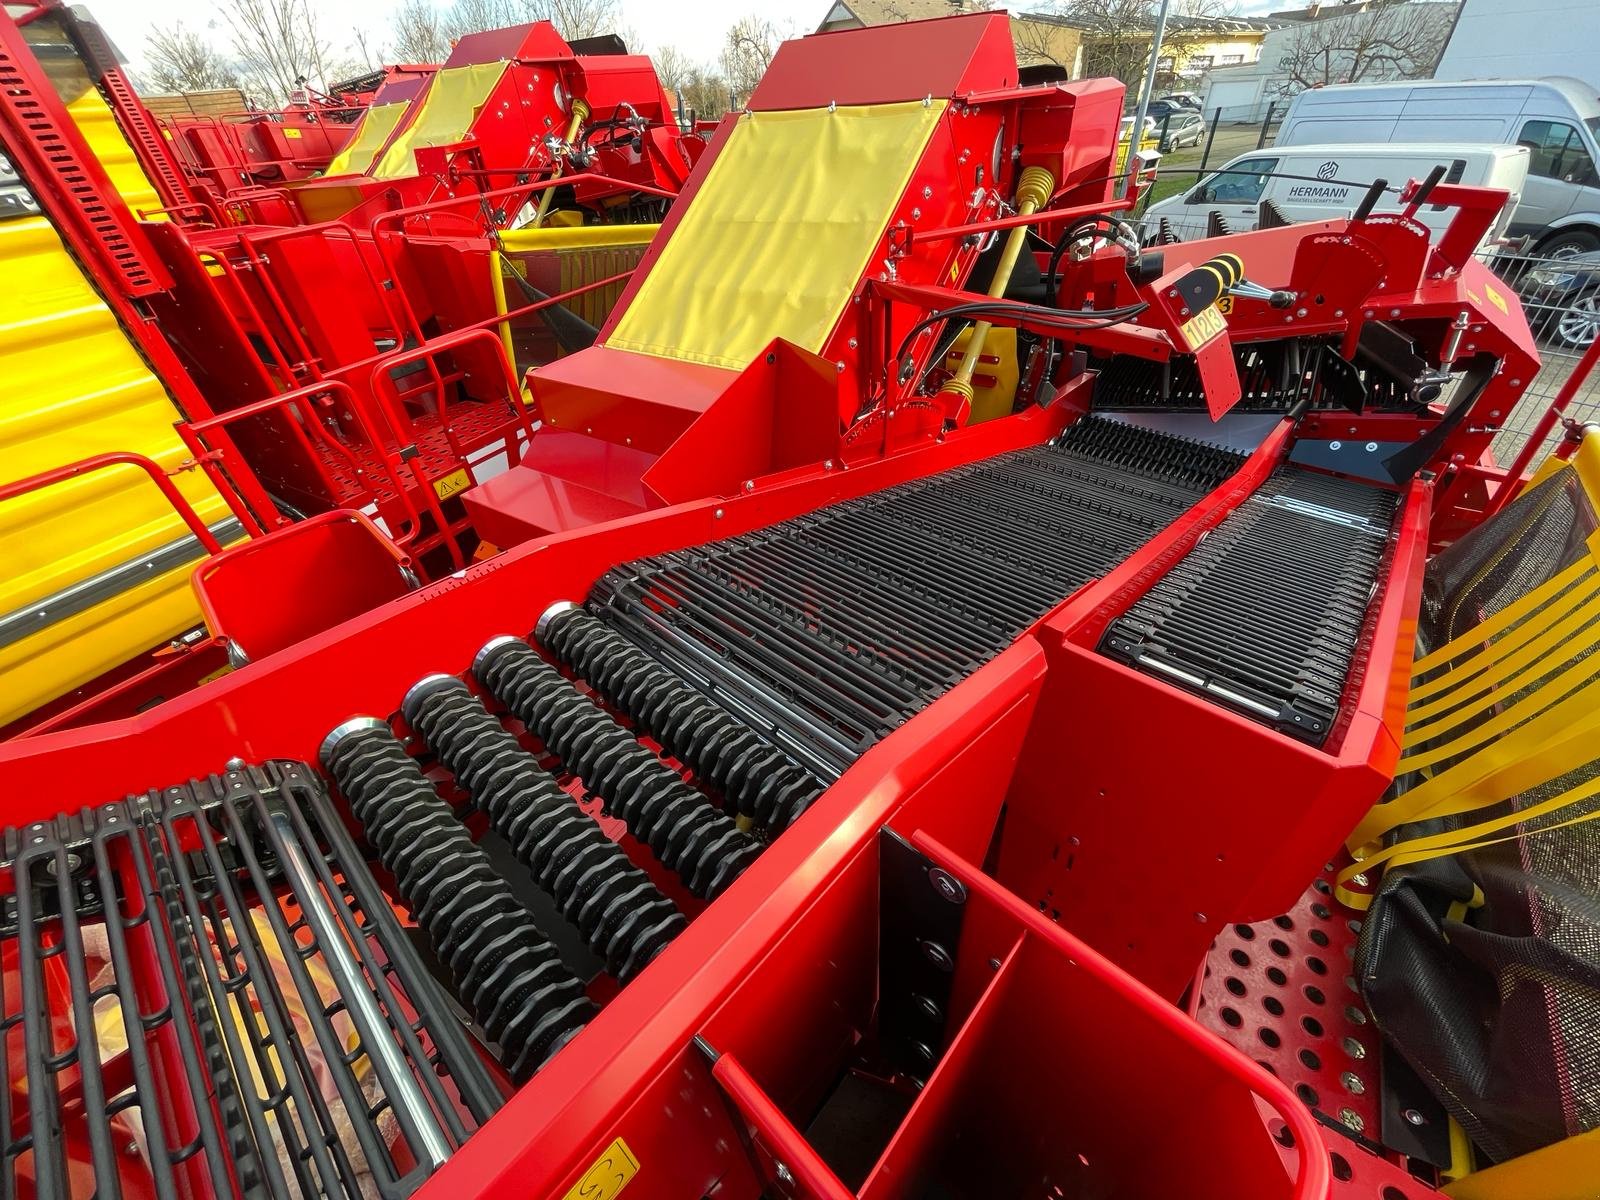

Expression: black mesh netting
xmin=1356 ymin=466 xmax=1600 ymax=1165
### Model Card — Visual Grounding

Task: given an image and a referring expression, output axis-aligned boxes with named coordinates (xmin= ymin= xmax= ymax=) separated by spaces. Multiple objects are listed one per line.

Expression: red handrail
xmin=0 ymin=452 xmax=222 ymax=554
xmin=178 ymin=380 xmax=426 ymax=552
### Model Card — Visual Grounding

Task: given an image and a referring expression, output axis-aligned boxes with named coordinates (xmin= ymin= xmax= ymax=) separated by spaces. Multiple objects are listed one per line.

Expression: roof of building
xmin=820 ymin=0 xmax=984 ymax=26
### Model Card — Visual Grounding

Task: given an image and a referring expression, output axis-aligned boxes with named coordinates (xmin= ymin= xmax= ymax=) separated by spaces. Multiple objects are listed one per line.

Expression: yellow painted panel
xmin=325 ymin=100 xmax=410 ymax=177
xmin=605 ymin=101 xmax=946 ymax=370
xmin=0 ymin=213 xmax=228 ymax=726
xmin=27 ymin=19 xmax=165 ymax=222
xmin=372 ymin=62 xmax=508 ymax=180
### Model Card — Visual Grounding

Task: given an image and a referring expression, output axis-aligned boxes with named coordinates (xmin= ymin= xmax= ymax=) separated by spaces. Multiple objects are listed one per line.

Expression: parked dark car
xmin=1158 ymin=111 xmax=1205 ymax=152
xmin=1516 ymin=251 xmax=1600 ymax=349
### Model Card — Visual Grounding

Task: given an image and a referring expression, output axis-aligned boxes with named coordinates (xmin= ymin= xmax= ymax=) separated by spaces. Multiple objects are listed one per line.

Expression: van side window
xmin=1191 ymin=157 xmax=1277 ymax=204
xmin=1517 ymin=120 xmax=1600 ymax=187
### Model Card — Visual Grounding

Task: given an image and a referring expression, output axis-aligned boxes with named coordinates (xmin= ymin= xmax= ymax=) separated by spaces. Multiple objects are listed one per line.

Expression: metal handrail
xmin=177 ymin=380 xmax=426 ymax=552
xmin=0 ymin=452 xmax=222 ymax=555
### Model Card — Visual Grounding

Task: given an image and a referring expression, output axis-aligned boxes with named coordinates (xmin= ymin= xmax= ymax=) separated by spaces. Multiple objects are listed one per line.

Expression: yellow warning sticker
xmin=561 ymin=1138 xmax=639 ymax=1200
xmin=1179 ymin=304 xmax=1227 ymax=351
xmin=433 ymin=468 xmax=472 ymax=501
xmin=284 ymin=127 xmax=302 ymax=139
xmin=1484 ymin=283 xmax=1508 ymax=313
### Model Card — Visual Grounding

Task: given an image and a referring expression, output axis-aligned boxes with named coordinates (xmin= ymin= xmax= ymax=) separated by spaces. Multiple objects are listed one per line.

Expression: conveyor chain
xmin=575 ymin=417 xmax=1246 ymax=778
xmin=1101 ymin=465 xmax=1399 ymax=744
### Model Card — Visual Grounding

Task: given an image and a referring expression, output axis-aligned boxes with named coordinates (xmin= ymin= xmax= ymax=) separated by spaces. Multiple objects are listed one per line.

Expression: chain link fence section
xmin=1486 ymin=246 xmax=1600 ymax=466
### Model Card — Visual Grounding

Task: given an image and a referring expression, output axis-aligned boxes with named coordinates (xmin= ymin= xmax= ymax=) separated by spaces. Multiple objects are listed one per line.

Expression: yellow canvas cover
xmin=325 ymin=100 xmax=410 ymax=176
xmin=605 ymin=101 xmax=947 ymax=371
xmin=372 ymin=62 xmax=507 ymax=180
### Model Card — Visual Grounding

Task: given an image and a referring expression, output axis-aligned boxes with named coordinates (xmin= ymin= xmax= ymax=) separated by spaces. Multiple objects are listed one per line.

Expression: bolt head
xmin=929 ymin=867 xmax=967 ymax=904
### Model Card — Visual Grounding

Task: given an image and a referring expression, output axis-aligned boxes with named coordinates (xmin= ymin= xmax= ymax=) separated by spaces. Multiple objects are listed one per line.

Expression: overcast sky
xmin=93 ymin=1 xmax=822 ymax=75
xmin=94 ymin=1 xmax=1289 ymax=78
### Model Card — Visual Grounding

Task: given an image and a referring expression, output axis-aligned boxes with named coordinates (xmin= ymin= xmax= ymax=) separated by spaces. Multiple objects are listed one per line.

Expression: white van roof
xmin=1225 ymin=142 xmax=1527 ymax=161
xmin=1286 ymin=78 xmax=1600 ymax=121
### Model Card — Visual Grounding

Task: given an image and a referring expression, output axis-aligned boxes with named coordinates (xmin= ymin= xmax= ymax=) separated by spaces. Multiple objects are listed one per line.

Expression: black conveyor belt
xmin=583 ymin=418 xmax=1246 ymax=778
xmin=1101 ymin=465 xmax=1399 ymax=745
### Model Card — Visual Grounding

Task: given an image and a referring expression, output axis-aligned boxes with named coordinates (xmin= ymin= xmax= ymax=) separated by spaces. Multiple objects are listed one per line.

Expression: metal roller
xmin=539 ymin=605 xmax=823 ymax=831
xmin=472 ymin=639 xmax=762 ymax=898
xmin=320 ymin=721 xmax=596 ymax=1080
xmin=401 ymin=675 xmax=686 ymax=981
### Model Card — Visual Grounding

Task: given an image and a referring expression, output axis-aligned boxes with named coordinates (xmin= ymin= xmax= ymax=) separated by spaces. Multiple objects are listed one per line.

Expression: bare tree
xmin=1272 ymin=2 xmax=1457 ymax=96
xmin=678 ymin=67 xmax=732 ymax=123
xmin=652 ymin=45 xmax=694 ymax=94
xmin=144 ymin=23 xmax=239 ymax=93
xmin=222 ymin=0 xmax=339 ymax=104
xmin=351 ymin=26 xmax=384 ymax=72
xmin=721 ymin=16 xmax=781 ymax=108
xmin=441 ymin=0 xmax=528 ymax=42
xmin=1012 ymin=14 xmax=1080 ymax=73
xmin=392 ymin=0 xmax=451 ymax=62
xmin=542 ymin=0 xmax=623 ymax=40
xmin=1058 ymin=0 xmax=1242 ymax=89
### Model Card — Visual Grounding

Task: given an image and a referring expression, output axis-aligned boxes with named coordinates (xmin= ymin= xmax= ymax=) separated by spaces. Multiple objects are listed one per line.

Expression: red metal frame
xmin=0 ymin=12 xmax=1570 ymax=1197
xmin=0 ymin=452 xmax=222 ymax=554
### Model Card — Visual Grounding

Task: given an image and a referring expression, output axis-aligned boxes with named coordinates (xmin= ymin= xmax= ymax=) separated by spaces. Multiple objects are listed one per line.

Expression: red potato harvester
xmin=0 ymin=9 xmax=1588 ymax=1200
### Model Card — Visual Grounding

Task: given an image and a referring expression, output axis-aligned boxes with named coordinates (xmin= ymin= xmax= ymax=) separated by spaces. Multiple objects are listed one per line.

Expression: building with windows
xmin=1200 ymin=0 xmax=1459 ymax=121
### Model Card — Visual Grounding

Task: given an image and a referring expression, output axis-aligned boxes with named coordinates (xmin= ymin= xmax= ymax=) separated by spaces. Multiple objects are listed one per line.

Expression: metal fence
xmin=1484 ymin=247 xmax=1600 ymax=464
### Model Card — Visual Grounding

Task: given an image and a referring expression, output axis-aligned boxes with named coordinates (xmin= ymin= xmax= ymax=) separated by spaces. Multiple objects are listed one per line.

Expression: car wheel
xmin=1537 ymin=229 xmax=1600 ymax=259
xmin=1554 ymin=289 xmax=1600 ymax=350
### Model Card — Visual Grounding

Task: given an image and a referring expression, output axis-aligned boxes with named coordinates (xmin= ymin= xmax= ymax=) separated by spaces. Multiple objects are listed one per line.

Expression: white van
xmin=1138 ymin=143 xmax=1528 ymax=247
xmin=1275 ymin=79 xmax=1600 ymax=255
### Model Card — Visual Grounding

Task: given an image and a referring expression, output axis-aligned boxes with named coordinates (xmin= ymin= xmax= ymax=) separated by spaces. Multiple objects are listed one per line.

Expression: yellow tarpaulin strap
xmin=606 ymin=100 xmax=947 ymax=371
xmin=325 ymin=100 xmax=409 ymax=177
xmin=1397 ymin=635 xmax=1600 ymax=772
xmin=1336 ymin=766 xmax=1600 ymax=908
xmin=1408 ymin=554 xmax=1593 ymax=685
xmin=1350 ymin=676 xmax=1600 ymax=851
xmin=1402 ymin=585 xmax=1600 ymax=728
xmin=372 ymin=62 xmax=507 ymax=181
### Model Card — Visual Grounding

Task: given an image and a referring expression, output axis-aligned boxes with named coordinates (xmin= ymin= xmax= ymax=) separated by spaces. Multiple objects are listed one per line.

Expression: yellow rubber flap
xmin=372 ymin=62 xmax=507 ymax=180
xmin=605 ymin=101 xmax=947 ymax=371
xmin=499 ymin=224 xmax=660 ymax=252
xmin=326 ymin=100 xmax=410 ymax=177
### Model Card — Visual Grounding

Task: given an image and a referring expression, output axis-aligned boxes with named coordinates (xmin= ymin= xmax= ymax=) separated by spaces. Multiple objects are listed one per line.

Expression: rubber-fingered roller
xmin=320 ymin=720 xmax=595 ymax=1080
xmin=473 ymin=638 xmax=762 ymax=899
xmin=539 ymin=605 xmax=823 ymax=831
xmin=401 ymin=676 xmax=686 ymax=981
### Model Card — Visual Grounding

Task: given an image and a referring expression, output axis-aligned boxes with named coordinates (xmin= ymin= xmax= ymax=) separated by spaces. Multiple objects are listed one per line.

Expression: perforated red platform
xmin=1195 ymin=860 xmax=1445 ymax=1199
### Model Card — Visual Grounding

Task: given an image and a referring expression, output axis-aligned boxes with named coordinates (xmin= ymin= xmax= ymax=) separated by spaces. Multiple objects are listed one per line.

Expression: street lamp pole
xmin=1125 ymin=0 xmax=1174 ymax=196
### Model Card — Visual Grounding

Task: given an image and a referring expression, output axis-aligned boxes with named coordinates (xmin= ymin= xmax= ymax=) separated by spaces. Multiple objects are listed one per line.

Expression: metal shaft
xmin=269 ymin=808 xmax=454 ymax=1169
xmin=940 ymin=165 xmax=1055 ymax=413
